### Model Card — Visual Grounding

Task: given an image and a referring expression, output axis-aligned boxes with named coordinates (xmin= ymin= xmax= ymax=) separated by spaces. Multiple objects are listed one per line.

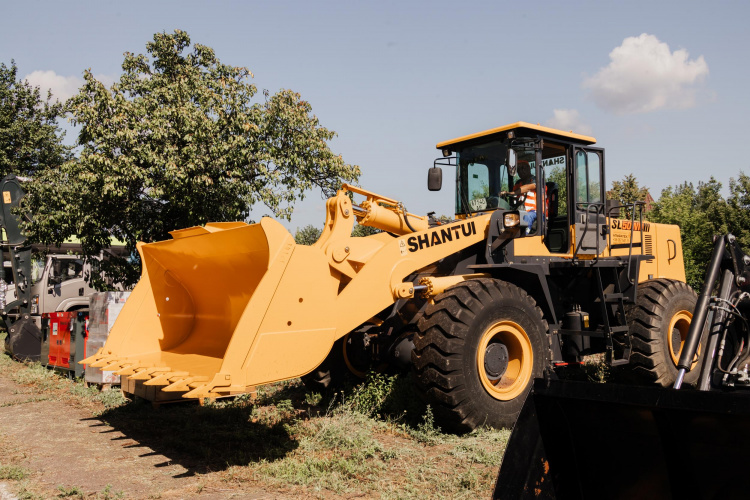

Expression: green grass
xmin=0 ymin=354 xmax=129 ymax=414
xmin=447 ymin=427 xmax=510 ymax=465
xmin=93 ymin=387 xmax=127 ymax=409
xmin=16 ymin=483 xmax=44 ymax=500
xmin=11 ymin=362 xmax=67 ymax=391
xmin=97 ymin=485 xmax=124 ymax=500
xmin=238 ymin=373 xmax=509 ymax=497
xmin=0 ymin=353 xmax=509 ymax=499
xmin=302 ymin=411 xmax=380 ymax=452
xmin=56 ymin=485 xmax=84 ymax=498
xmin=409 ymin=405 xmax=444 ymax=445
xmin=0 ymin=464 xmax=28 ymax=480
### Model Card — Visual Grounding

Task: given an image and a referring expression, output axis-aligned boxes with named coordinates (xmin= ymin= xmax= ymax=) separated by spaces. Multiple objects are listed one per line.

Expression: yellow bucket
xmin=83 ymin=218 xmax=339 ymax=401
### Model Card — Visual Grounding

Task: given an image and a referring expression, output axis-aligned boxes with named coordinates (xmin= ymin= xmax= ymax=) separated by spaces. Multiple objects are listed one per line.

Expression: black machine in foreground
xmin=495 ymin=234 xmax=750 ymax=500
xmin=0 ymin=175 xmax=42 ymax=361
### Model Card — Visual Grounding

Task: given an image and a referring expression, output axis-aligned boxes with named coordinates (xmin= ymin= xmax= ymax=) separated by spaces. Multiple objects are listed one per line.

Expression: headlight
xmin=504 ymin=213 xmax=520 ymax=228
xmin=31 ymin=295 xmax=39 ymax=315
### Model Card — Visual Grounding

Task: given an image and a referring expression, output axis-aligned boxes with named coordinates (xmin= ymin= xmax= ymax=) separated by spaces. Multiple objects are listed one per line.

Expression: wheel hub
xmin=484 ymin=342 xmax=509 ymax=381
xmin=476 ymin=320 xmax=534 ymax=401
xmin=671 ymin=326 xmax=683 ymax=356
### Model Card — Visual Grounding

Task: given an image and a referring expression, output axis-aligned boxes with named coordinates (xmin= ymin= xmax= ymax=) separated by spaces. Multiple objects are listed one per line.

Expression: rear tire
xmin=413 ymin=278 xmax=549 ymax=432
xmin=628 ymin=279 xmax=701 ymax=386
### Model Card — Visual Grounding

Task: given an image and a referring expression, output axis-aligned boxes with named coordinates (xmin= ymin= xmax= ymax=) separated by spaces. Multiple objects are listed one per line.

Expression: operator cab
xmin=429 ymin=122 xmax=604 ymax=255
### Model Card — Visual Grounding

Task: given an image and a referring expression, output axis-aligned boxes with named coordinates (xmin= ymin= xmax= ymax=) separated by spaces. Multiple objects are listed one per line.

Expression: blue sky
xmin=2 ymin=0 xmax=747 ymax=232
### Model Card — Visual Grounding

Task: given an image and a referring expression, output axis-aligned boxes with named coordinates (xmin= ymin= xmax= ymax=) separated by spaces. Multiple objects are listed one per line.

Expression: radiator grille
xmin=644 ymin=235 xmax=654 ymax=262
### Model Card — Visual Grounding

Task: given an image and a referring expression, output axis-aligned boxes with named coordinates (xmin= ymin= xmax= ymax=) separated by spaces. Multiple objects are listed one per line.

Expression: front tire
xmin=628 ymin=279 xmax=701 ymax=386
xmin=301 ymin=330 xmax=371 ymax=392
xmin=412 ymin=278 xmax=549 ymax=431
xmin=301 ymin=338 xmax=347 ymax=392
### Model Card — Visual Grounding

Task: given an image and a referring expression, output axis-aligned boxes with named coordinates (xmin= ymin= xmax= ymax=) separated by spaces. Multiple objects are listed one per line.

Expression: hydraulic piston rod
xmin=674 ymin=235 xmax=727 ymax=389
xmin=344 ymin=184 xmax=428 ymax=235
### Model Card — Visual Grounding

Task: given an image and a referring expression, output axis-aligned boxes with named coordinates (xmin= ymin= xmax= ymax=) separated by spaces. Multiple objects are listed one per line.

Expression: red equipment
xmin=41 ymin=311 xmax=88 ymax=377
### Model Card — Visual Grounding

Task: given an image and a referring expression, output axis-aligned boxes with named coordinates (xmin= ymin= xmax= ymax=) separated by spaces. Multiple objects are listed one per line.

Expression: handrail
xmin=606 ymin=201 xmax=646 ymax=284
xmin=628 ymin=201 xmax=646 ymax=283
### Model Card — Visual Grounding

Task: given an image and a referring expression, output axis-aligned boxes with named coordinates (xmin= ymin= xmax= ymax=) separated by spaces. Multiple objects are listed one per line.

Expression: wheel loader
xmin=494 ymin=234 xmax=750 ymax=499
xmin=82 ymin=122 xmax=697 ymax=430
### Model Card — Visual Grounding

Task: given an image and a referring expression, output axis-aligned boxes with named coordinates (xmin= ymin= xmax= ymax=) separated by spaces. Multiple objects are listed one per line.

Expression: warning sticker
xmin=399 ymin=239 xmax=408 ymax=256
xmin=2 ymin=191 xmax=11 ymax=204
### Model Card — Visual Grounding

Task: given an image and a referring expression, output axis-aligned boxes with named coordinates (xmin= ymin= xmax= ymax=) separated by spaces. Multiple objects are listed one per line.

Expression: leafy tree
xmin=22 ymin=30 xmax=359 ymax=287
xmin=293 ymin=221 xmax=381 ymax=245
xmin=727 ymin=172 xmax=750 ymax=250
xmin=352 ymin=224 xmax=380 ymax=237
xmin=0 ymin=61 xmax=70 ymax=178
xmin=294 ymin=224 xmax=321 ymax=245
xmin=649 ymin=178 xmax=730 ymax=289
xmin=608 ymin=174 xmax=650 ymax=219
xmin=470 ymin=181 xmax=490 ymax=200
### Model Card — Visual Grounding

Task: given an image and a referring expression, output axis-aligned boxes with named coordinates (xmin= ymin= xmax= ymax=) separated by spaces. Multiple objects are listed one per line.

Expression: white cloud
xmin=24 ymin=70 xmax=81 ymax=101
xmin=23 ymin=70 xmax=116 ymax=102
xmin=583 ymin=33 xmax=709 ymax=114
xmin=545 ymin=109 xmax=593 ymax=136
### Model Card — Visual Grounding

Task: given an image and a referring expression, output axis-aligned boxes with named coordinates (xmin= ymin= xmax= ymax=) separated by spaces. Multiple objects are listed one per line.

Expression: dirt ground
xmin=0 ymin=374 xmax=283 ymax=499
xmin=0 ymin=358 xmax=507 ymax=500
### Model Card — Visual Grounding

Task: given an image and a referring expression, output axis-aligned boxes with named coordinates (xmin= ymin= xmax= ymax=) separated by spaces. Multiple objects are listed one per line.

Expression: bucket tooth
xmin=101 ymin=359 xmax=129 ymax=371
xmin=129 ymin=367 xmax=170 ymax=380
xmin=183 ymin=384 xmax=211 ymax=399
xmin=144 ymin=371 xmax=190 ymax=386
xmin=163 ymin=376 xmax=209 ymax=392
xmin=115 ymin=362 xmax=145 ymax=376
xmin=80 ymin=350 xmax=110 ymax=365
xmin=89 ymin=356 xmax=117 ymax=368
xmin=160 ymin=377 xmax=189 ymax=392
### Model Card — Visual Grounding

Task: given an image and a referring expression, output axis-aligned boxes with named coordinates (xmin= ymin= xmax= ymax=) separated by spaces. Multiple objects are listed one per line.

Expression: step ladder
xmin=595 ymin=266 xmax=632 ymax=366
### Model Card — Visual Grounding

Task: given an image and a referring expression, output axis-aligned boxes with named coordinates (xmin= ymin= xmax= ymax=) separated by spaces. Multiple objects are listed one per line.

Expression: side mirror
xmin=428 ymin=167 xmax=443 ymax=191
xmin=507 ymin=149 xmax=517 ymax=177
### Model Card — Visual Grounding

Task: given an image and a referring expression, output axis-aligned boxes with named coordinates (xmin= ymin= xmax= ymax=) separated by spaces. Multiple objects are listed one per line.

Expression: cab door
xmin=43 ymin=257 xmax=87 ymax=312
xmin=573 ymin=147 xmax=606 ymax=255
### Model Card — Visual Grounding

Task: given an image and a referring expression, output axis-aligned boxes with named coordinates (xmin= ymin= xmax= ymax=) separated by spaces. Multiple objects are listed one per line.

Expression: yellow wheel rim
xmin=668 ymin=310 xmax=699 ymax=368
xmin=476 ymin=321 xmax=533 ymax=401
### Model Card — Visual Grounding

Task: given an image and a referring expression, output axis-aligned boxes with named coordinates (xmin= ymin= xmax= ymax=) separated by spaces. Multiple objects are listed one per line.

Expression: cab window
xmin=575 ymin=151 xmax=603 ymax=204
xmin=542 ymin=142 xmax=567 ymax=214
xmin=467 ymin=162 xmax=490 ymax=211
xmin=48 ymin=258 xmax=84 ymax=285
xmin=30 ymin=258 xmax=45 ymax=285
xmin=456 ymin=140 xmax=511 ymax=214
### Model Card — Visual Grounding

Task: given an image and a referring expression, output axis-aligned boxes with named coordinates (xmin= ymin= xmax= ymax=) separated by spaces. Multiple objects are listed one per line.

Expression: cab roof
xmin=436 ymin=121 xmax=597 ymax=150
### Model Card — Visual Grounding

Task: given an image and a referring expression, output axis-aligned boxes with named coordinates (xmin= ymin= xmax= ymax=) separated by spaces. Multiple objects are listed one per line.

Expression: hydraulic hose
xmin=675 ymin=235 xmax=727 ymax=389
xmin=399 ymin=202 xmax=417 ymax=233
xmin=698 ymin=269 xmax=735 ymax=389
xmin=729 ymin=302 xmax=750 ymax=373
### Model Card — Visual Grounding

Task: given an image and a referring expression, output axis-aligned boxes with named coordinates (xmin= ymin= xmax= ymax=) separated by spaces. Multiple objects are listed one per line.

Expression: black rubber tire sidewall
xmin=629 ymin=279 xmax=701 ymax=386
xmin=413 ymin=279 xmax=549 ymax=431
xmin=460 ymin=285 xmax=548 ymax=428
